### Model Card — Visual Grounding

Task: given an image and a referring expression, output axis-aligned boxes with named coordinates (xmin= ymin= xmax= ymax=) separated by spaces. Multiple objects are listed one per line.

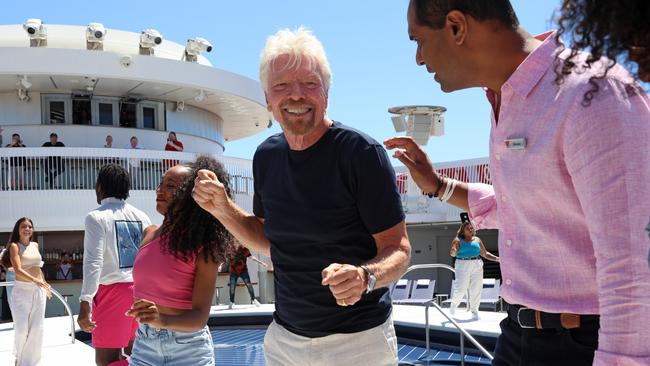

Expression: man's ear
xmin=265 ymin=93 xmax=272 ymax=112
xmin=446 ymin=10 xmax=468 ymax=45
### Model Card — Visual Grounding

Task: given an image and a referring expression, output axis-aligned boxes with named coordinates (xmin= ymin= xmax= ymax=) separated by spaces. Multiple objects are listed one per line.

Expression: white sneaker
xmin=471 ymin=311 xmax=480 ymax=320
xmin=449 ymin=306 xmax=456 ymax=316
xmin=252 ymin=299 xmax=261 ymax=307
xmin=228 ymin=303 xmax=234 ymax=310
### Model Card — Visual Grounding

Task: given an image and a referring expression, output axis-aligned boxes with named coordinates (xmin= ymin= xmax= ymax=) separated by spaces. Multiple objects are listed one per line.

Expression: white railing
xmin=0 ymin=147 xmax=254 ymax=193
xmin=395 ymin=157 xmax=491 ymax=223
xmin=395 ymin=264 xmax=494 ymax=365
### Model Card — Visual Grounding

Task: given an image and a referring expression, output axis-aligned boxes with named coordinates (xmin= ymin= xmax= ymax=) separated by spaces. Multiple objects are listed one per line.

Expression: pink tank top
xmin=133 ymin=236 xmax=196 ymax=309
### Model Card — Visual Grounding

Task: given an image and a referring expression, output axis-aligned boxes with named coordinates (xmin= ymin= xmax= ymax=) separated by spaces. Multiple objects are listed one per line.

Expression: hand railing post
xmin=425 ymin=301 xmax=430 ymax=356
xmin=460 ymin=332 xmax=465 ymax=366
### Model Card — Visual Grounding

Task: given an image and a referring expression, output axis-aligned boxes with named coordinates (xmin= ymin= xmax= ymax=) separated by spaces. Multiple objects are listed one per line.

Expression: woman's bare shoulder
xmin=144 ymin=225 xmax=159 ymax=236
xmin=140 ymin=225 xmax=160 ymax=247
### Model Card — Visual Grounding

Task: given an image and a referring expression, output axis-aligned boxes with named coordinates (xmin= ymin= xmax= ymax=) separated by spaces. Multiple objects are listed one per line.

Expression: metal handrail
xmin=0 ymin=281 xmax=75 ymax=344
xmin=394 ymin=264 xmax=493 ymax=364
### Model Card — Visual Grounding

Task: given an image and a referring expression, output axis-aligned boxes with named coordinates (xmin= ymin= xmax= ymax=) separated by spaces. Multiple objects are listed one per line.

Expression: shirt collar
xmin=503 ymin=31 xmax=559 ymax=98
xmin=101 ymin=197 xmax=125 ymax=205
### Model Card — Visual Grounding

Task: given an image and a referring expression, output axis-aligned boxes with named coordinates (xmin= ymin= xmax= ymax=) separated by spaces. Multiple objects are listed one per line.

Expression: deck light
xmin=17 ymin=88 xmax=30 ymax=102
xmin=23 ymin=18 xmax=47 ymax=47
xmin=388 ymin=105 xmax=447 ymax=146
xmin=194 ymin=90 xmax=206 ymax=102
xmin=86 ymin=23 xmax=106 ymax=50
xmin=18 ymin=76 xmax=32 ymax=90
xmin=140 ymin=29 xmax=163 ymax=55
xmin=184 ymin=37 xmax=212 ymax=62
xmin=175 ymin=101 xmax=185 ymax=112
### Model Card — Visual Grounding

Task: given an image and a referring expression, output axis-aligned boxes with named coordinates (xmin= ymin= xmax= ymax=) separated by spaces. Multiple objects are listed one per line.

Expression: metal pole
xmin=460 ymin=332 xmax=465 ymax=366
xmin=425 ymin=302 xmax=430 ymax=356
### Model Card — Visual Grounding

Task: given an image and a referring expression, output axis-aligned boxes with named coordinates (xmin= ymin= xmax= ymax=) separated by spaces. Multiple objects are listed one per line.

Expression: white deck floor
xmin=0 ymin=304 xmax=505 ymax=365
xmin=0 ymin=315 xmax=94 ymax=365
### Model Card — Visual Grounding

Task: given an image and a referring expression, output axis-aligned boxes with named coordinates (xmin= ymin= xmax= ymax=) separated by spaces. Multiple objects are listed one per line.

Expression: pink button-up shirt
xmin=468 ymin=31 xmax=650 ymax=365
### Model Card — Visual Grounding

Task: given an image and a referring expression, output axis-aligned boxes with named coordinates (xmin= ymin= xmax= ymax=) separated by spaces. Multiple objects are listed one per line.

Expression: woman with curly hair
xmin=555 ymin=0 xmax=650 ymax=103
xmin=127 ymin=156 xmax=235 ymax=366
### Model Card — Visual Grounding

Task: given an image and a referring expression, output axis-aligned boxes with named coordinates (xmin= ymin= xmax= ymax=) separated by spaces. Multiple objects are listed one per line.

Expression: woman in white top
xmin=6 ymin=217 xmax=51 ymax=366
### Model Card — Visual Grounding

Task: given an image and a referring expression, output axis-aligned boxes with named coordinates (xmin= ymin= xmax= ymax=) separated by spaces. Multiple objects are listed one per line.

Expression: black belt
xmin=456 ymin=256 xmax=481 ymax=260
xmin=506 ymin=303 xmax=599 ymax=330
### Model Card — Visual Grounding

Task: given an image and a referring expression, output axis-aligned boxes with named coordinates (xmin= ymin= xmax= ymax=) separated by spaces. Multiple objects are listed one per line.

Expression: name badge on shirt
xmin=504 ymin=138 xmax=527 ymax=150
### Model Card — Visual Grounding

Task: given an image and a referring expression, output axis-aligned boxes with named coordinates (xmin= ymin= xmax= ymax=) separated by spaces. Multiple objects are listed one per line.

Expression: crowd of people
xmin=0 ymin=130 xmax=184 ymax=154
xmin=0 ymin=131 xmax=184 ymax=190
xmin=1 ymin=0 xmax=649 ymax=365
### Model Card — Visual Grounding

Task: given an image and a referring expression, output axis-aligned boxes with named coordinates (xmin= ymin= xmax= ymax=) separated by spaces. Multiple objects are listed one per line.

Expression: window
xmin=49 ymin=101 xmax=66 ymax=124
xmin=42 ymin=96 xmax=71 ymax=124
xmin=91 ymin=97 xmax=119 ymax=126
xmin=41 ymin=94 xmax=162 ymax=130
xmin=72 ymin=99 xmax=92 ymax=125
xmin=142 ymin=107 xmax=155 ymax=129
xmin=98 ymin=103 xmax=114 ymax=125
xmin=119 ymin=102 xmax=137 ymax=128
xmin=137 ymin=102 xmax=163 ymax=130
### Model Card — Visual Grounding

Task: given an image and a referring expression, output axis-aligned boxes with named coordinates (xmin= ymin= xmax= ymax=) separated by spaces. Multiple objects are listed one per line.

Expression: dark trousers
xmin=229 ymin=272 xmax=255 ymax=303
xmin=492 ymin=316 xmax=599 ymax=366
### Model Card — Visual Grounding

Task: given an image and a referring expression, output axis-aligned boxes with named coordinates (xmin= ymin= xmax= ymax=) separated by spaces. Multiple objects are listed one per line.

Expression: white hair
xmin=259 ymin=26 xmax=333 ymax=93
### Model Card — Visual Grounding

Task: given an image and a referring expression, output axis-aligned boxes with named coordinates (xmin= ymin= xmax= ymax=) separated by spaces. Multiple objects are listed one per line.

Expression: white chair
xmin=479 ymin=278 xmax=502 ymax=311
xmin=442 ymin=278 xmax=501 ymax=311
xmin=441 ymin=279 xmax=467 ymax=309
xmin=409 ymin=279 xmax=436 ymax=302
xmin=390 ymin=279 xmax=412 ymax=302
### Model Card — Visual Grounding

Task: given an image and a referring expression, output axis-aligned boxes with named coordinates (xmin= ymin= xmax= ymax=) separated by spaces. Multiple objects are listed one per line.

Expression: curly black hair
xmin=159 ymin=155 xmax=235 ymax=264
xmin=554 ymin=0 xmax=649 ymax=105
xmin=97 ymin=163 xmax=130 ymax=200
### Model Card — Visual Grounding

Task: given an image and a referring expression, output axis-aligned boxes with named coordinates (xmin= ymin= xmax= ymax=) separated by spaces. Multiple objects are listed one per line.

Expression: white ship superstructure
xmin=0 ymin=20 xmax=269 ymax=316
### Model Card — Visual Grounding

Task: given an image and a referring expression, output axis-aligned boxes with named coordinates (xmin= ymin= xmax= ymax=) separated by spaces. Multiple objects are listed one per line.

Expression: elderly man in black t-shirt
xmin=193 ymin=27 xmax=411 ymax=366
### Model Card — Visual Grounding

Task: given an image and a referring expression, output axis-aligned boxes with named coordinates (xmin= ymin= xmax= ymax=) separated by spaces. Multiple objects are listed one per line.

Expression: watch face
xmin=367 ymin=274 xmax=377 ymax=292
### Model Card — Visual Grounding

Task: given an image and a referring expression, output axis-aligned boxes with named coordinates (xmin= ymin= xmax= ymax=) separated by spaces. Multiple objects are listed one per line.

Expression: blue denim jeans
xmin=129 ymin=323 xmax=215 ymax=366
xmin=229 ymin=272 xmax=255 ymax=303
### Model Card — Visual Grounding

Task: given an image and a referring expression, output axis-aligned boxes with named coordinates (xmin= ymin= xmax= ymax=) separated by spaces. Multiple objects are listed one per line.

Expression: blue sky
xmin=5 ymin=0 xmax=562 ymax=163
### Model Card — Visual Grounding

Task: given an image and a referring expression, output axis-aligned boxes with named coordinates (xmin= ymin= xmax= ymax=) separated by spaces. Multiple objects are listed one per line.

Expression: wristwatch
xmin=360 ymin=265 xmax=376 ymax=293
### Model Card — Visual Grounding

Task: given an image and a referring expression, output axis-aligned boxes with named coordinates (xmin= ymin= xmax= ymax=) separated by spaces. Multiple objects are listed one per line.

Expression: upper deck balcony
xmin=0 ymin=147 xmax=253 ymax=231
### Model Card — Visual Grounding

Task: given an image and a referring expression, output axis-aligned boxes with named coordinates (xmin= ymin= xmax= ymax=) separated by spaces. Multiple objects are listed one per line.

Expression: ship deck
xmin=0 ymin=304 xmax=505 ymax=365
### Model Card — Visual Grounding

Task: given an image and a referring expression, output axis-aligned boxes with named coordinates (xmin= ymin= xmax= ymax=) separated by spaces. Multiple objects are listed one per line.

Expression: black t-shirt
xmin=253 ymin=121 xmax=405 ymax=337
xmin=42 ymin=141 xmax=65 ymax=166
xmin=6 ymin=143 xmax=26 ymax=166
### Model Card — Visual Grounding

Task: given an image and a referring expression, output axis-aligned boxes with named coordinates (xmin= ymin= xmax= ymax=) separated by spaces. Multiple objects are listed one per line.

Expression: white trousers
xmin=449 ymin=259 xmax=484 ymax=313
xmin=264 ymin=316 xmax=398 ymax=366
xmin=10 ymin=281 xmax=46 ymax=366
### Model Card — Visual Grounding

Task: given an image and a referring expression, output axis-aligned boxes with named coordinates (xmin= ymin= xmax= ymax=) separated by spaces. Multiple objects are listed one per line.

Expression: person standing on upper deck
xmin=193 ymin=27 xmax=411 ymax=366
xmin=42 ymin=132 xmax=65 ymax=189
xmin=384 ymin=1 xmax=650 ymax=365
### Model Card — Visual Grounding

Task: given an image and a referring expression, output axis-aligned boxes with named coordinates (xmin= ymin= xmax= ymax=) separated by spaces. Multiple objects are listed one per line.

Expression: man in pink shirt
xmin=385 ymin=1 xmax=650 ymax=365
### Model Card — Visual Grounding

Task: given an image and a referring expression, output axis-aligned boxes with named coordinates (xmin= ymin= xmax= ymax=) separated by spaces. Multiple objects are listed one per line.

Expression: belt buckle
xmin=516 ymin=307 xmax=535 ymax=329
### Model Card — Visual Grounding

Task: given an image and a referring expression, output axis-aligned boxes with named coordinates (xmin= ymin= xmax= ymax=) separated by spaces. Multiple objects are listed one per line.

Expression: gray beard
xmin=280 ymin=113 xmax=316 ymax=136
